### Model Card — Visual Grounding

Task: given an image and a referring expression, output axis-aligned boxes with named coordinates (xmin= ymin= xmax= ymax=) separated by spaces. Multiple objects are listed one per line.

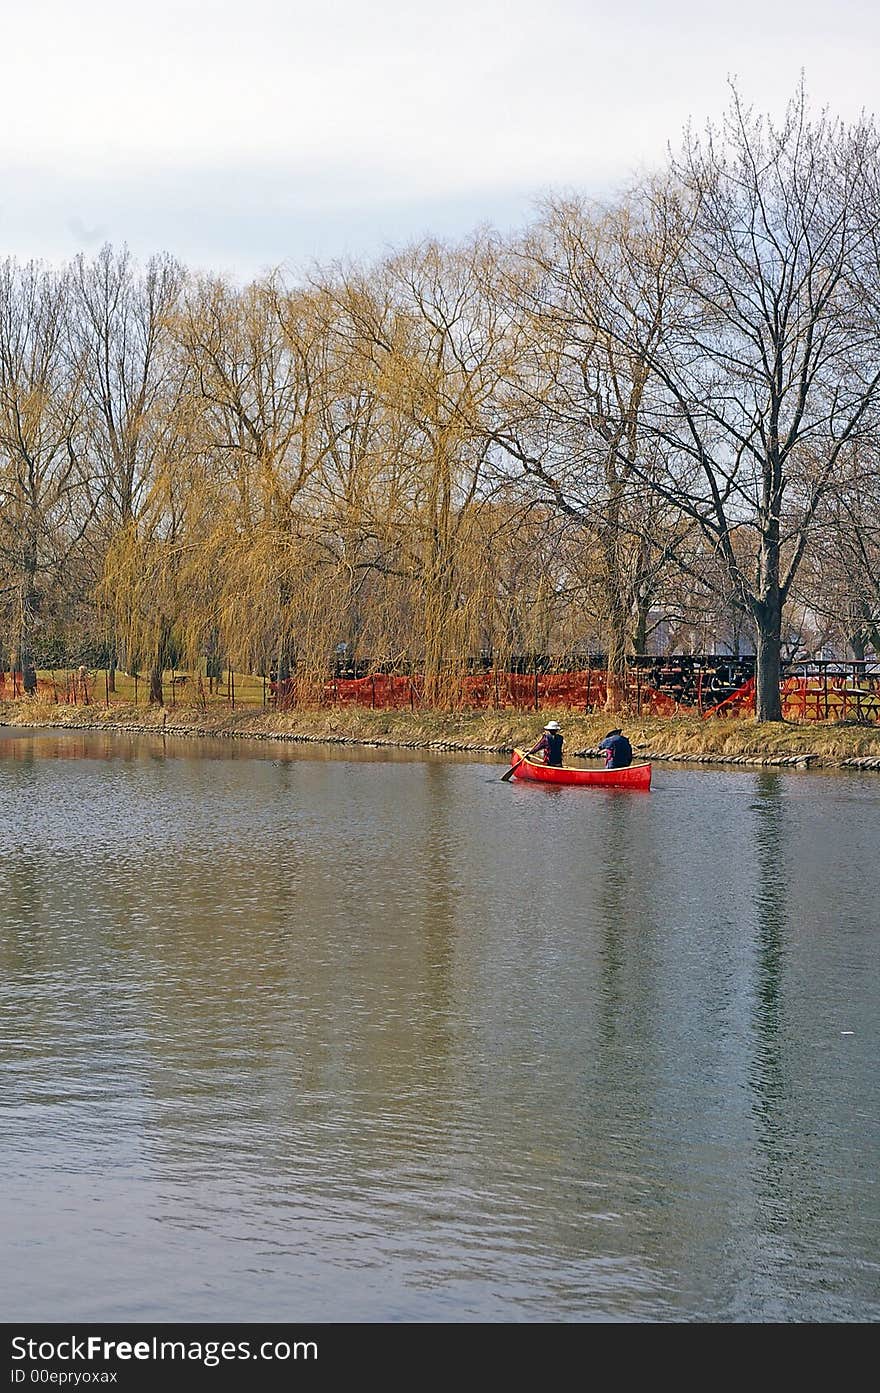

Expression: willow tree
xmin=71 ymin=245 xmax=185 ymax=684
xmin=98 ymin=387 xmax=206 ymax=704
xmin=475 ymin=493 xmax=596 ymax=659
xmin=0 ymin=261 xmax=87 ymax=692
xmin=333 ymin=238 xmax=516 ymax=697
xmin=175 ymin=275 xmax=346 ymax=685
xmin=596 ymin=86 xmax=880 ymax=720
xmin=302 ymin=280 xmax=419 ymax=667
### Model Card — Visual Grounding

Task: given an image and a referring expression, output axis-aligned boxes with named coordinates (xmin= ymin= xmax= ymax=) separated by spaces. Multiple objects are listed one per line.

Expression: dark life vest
xmin=544 ymin=731 xmax=564 ymax=765
xmin=601 ymin=734 xmax=632 ymax=768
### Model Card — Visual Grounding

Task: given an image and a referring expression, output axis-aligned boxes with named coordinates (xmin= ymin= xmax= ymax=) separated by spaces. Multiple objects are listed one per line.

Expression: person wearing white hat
xmin=525 ymin=719 xmax=564 ymax=767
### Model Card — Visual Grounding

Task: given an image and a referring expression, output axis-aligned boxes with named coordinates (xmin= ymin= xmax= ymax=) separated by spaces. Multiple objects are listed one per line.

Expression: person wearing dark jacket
xmin=598 ymin=729 xmax=633 ymax=768
xmin=527 ymin=720 xmax=564 ymax=766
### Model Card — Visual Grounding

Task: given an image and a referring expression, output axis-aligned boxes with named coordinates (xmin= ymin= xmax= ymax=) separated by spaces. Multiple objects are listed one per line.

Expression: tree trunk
xmin=604 ymin=645 xmax=627 ymax=709
xmin=849 ymin=631 xmax=866 ymax=664
xmin=422 ymin=442 xmax=456 ymax=707
xmin=604 ymin=585 xmax=630 ymax=712
xmin=632 ymin=595 xmax=649 ymax=656
xmin=753 ymin=601 xmax=783 ymax=721
xmin=752 ymin=503 xmax=784 ymax=721
xmin=149 ymin=617 xmax=172 ymax=705
xmin=19 ymin=580 xmax=39 ymax=696
xmin=277 ymin=634 xmax=293 ymax=683
xmin=148 ymin=658 xmax=163 ymax=706
xmin=205 ymin=628 xmax=223 ymax=691
xmin=599 ymin=482 xmax=630 ymax=712
xmin=275 ymin=583 xmax=294 ymax=684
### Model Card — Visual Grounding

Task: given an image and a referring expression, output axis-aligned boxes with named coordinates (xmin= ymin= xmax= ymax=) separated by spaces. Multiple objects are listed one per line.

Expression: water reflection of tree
xmin=589 ymin=790 xmax=673 ymax=1287
xmin=747 ymin=771 xmax=813 ymax=1292
xmin=419 ymin=763 xmax=456 ymax=1064
xmin=595 ymin=791 xmax=656 ymax=1049
xmin=749 ymin=774 xmax=789 ymax=1141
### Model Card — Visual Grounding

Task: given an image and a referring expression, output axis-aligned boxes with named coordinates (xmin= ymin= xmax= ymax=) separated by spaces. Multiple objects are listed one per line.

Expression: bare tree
xmin=492 ymin=201 xmax=691 ymax=707
xmin=798 ymin=445 xmax=880 ymax=660
xmin=0 ymin=261 xmax=87 ymax=691
xmin=596 ymin=85 xmax=880 ymax=718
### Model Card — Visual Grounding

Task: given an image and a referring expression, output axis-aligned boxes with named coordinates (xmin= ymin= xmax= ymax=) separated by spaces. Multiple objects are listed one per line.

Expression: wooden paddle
xmin=500 ymin=748 xmax=533 ymax=782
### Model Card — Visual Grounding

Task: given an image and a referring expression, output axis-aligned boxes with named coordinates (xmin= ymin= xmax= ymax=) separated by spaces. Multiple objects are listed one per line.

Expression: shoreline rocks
xmin=2 ymin=713 xmax=879 ymax=770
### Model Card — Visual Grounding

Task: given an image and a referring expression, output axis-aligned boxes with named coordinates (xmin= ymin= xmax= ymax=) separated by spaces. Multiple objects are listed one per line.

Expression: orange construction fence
xmin=6 ymin=665 xmax=879 ymax=722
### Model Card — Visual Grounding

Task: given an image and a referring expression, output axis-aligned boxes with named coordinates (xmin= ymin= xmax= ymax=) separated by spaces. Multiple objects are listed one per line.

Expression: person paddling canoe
xmin=597 ymin=728 xmax=633 ymax=768
xmin=525 ymin=720 xmax=564 ymax=767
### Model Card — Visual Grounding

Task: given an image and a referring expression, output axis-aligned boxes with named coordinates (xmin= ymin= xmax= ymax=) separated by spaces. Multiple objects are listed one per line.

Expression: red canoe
xmin=509 ymin=749 xmax=652 ymax=789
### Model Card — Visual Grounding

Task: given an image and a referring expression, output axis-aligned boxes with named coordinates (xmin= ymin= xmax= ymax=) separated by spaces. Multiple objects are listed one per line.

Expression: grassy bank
xmin=3 ymin=698 xmax=880 ymax=768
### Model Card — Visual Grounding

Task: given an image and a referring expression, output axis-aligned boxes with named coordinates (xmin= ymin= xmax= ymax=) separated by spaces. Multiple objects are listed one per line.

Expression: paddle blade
xmin=501 ymin=751 xmax=526 ymax=782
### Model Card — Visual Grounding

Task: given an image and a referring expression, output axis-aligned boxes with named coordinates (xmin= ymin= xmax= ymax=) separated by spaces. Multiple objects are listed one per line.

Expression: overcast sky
xmin=1 ymin=0 xmax=877 ymax=279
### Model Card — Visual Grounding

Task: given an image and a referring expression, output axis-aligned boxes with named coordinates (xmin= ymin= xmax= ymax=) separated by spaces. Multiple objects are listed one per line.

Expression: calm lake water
xmin=1 ymin=729 xmax=878 ymax=1322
